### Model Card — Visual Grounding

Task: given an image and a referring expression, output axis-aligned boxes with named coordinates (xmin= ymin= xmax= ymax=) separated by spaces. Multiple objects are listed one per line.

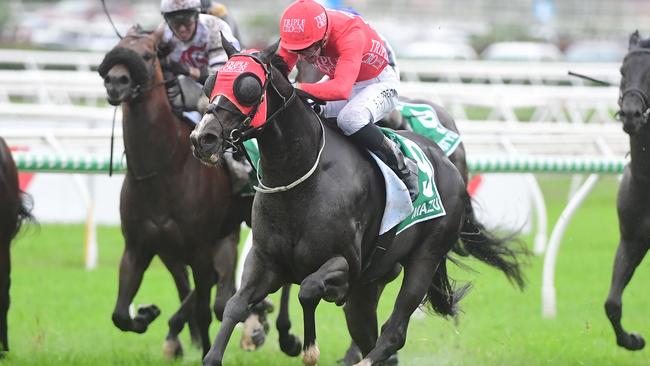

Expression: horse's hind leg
xmin=0 ymin=236 xmax=10 ymax=354
xmin=357 ymin=251 xmax=446 ymax=366
xmin=341 ymin=283 xmax=381 ymax=366
xmin=605 ymin=238 xmax=648 ymax=351
xmin=203 ymin=247 xmax=283 ymax=366
xmin=112 ymin=245 xmax=158 ymax=333
xmin=191 ymin=256 xmax=217 ymax=356
xmin=159 ymin=255 xmax=199 ymax=358
xmin=213 ymin=229 xmax=239 ymax=322
xmin=299 ymin=256 xmax=350 ymax=366
xmin=211 ymin=230 xmax=270 ymax=352
xmin=276 ymin=284 xmax=302 ymax=357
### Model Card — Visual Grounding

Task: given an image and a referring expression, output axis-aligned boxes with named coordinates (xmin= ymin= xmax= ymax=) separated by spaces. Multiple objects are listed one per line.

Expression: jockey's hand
xmin=295 ymin=88 xmax=325 ymax=106
xmin=161 ymin=58 xmax=190 ymax=76
xmin=157 ymin=41 xmax=174 ymax=58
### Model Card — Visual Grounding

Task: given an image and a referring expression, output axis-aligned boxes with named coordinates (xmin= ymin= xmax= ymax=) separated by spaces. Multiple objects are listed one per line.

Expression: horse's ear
xmin=203 ymin=73 xmax=217 ymax=98
xmin=629 ymin=30 xmax=641 ymax=50
xmin=258 ymin=39 xmax=280 ymax=64
xmin=221 ymin=32 xmax=238 ymax=58
xmin=152 ymin=24 xmax=165 ymax=45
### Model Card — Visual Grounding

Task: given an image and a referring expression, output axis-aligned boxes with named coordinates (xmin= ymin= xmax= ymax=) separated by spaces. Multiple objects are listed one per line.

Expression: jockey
xmin=159 ymin=0 xmax=250 ymax=192
xmin=278 ymin=0 xmax=418 ymax=200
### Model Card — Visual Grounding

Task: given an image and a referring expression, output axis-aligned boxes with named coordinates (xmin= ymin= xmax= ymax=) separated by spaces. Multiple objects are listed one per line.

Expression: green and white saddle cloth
xmin=237 ymin=139 xmax=260 ymax=197
xmin=397 ymin=102 xmax=462 ymax=157
xmin=241 ymin=130 xmax=445 ymax=235
xmin=379 ymin=129 xmax=446 ymax=235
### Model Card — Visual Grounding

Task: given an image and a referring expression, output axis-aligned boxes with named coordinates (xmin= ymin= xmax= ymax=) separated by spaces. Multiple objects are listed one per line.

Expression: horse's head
xmin=190 ymin=38 xmax=293 ymax=165
xmin=619 ymin=31 xmax=650 ymax=135
xmin=98 ymin=25 xmax=163 ymax=105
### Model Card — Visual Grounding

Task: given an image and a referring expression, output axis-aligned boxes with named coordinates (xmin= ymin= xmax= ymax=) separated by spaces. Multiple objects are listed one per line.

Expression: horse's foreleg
xmin=299 ymin=256 xmax=350 ymax=366
xmin=276 ymin=284 xmax=302 ymax=356
xmin=112 ymin=246 xmax=156 ymax=333
xmin=358 ymin=255 xmax=439 ymax=366
xmin=0 ymin=239 xmax=10 ymax=354
xmin=605 ymin=238 xmax=648 ymax=351
xmin=203 ymin=248 xmax=282 ymax=366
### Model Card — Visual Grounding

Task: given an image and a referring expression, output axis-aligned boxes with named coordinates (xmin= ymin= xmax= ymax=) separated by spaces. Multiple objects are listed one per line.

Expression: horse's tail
xmin=13 ymin=190 xmax=35 ymax=239
xmin=423 ymin=258 xmax=471 ymax=317
xmin=0 ymin=140 xmax=36 ymax=240
xmin=455 ymin=192 xmax=528 ymax=290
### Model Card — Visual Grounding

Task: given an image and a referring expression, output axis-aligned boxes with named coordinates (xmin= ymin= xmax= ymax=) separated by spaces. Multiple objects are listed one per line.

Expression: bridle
xmin=204 ymin=52 xmax=327 ymax=193
xmin=619 ymin=49 xmax=650 ymax=125
xmin=205 ymin=53 xmax=298 ymax=152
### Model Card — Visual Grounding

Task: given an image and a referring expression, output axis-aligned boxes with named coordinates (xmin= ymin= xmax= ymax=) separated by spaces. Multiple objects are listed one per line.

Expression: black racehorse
xmin=276 ymin=59 xmax=473 ymax=365
xmin=191 ymin=40 xmax=525 ymax=366
xmin=0 ymin=137 xmax=33 ymax=355
xmin=605 ymin=30 xmax=650 ymax=351
xmin=98 ymin=25 xmax=263 ymax=357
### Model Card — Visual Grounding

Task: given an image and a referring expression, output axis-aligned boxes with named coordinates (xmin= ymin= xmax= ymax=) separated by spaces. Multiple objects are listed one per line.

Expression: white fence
xmin=0 ymin=49 xmax=620 ymax=85
xmin=0 ymin=70 xmax=620 ymax=123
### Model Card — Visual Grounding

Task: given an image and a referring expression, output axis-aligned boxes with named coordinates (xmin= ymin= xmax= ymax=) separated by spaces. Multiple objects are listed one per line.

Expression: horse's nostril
xmin=119 ymin=75 xmax=130 ymax=85
xmin=199 ymin=133 xmax=218 ymax=148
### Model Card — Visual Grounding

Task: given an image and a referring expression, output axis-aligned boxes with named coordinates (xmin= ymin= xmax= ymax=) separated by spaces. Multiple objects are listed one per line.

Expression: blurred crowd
xmin=0 ymin=0 xmax=647 ymax=63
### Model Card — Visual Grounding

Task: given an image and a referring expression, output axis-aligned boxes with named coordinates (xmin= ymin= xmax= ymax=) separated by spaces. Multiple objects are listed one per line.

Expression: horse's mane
xmin=270 ymin=54 xmax=290 ymax=79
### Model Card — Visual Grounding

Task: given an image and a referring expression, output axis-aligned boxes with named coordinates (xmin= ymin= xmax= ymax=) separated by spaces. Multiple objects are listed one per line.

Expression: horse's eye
xmin=143 ymin=53 xmax=154 ymax=62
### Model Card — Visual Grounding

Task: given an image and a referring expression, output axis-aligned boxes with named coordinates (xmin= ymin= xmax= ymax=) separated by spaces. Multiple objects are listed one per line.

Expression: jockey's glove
xmin=161 ymin=58 xmax=190 ymax=76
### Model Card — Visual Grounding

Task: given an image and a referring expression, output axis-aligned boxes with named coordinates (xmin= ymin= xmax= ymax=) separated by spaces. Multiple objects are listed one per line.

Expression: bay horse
xmin=0 ymin=137 xmax=34 ymax=355
xmin=191 ymin=40 xmax=525 ymax=366
xmin=604 ymin=30 xmax=650 ymax=351
xmin=98 ymin=25 xmax=258 ymax=357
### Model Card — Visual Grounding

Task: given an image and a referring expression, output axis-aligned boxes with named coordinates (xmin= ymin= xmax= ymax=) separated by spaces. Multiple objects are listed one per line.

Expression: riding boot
xmin=349 ymin=123 xmax=419 ymax=201
xmin=222 ymin=151 xmax=252 ymax=194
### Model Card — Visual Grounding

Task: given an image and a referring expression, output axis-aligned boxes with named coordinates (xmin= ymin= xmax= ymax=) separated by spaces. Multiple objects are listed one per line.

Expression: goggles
xmin=164 ymin=10 xmax=198 ymax=29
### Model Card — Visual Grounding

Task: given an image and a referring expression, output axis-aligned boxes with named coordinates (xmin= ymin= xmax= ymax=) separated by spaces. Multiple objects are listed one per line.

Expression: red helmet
xmin=279 ymin=0 xmax=328 ymax=51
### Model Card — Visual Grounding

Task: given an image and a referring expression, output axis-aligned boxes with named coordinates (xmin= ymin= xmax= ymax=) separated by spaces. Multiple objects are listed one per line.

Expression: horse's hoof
xmin=240 ymin=314 xmax=266 ymax=351
xmin=619 ymin=332 xmax=646 ymax=351
xmin=337 ymin=345 xmax=362 ymax=366
xmin=203 ymin=352 xmax=222 ymax=366
xmin=135 ymin=304 xmax=161 ymax=324
xmin=377 ymin=353 xmax=399 ymax=366
xmin=279 ymin=333 xmax=302 ymax=357
xmin=162 ymin=338 xmax=184 ymax=359
xmin=303 ymin=343 xmax=320 ymax=366
xmin=353 ymin=360 xmax=372 ymax=366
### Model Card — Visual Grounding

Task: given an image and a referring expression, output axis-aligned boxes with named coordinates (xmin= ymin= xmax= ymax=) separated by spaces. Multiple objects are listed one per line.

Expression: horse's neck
xmin=122 ymin=85 xmax=187 ymax=177
xmin=629 ymin=133 xmax=650 ymax=181
xmin=257 ymin=104 xmax=322 ymax=187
